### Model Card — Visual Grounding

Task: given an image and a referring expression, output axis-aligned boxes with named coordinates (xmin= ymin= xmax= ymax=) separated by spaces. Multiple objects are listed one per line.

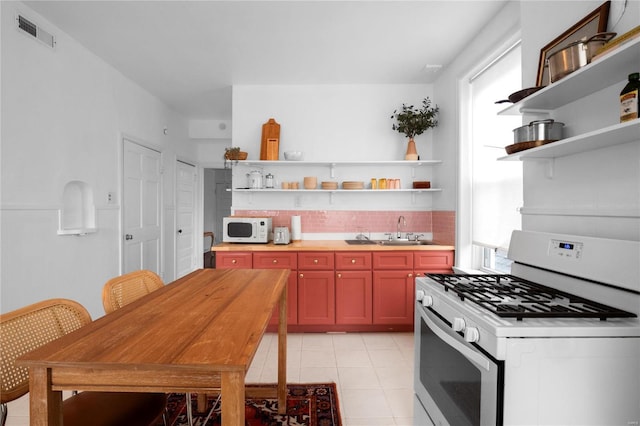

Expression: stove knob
xmin=452 ymin=317 xmax=466 ymax=332
xmin=422 ymin=295 xmax=433 ymax=308
xmin=465 ymin=327 xmax=480 ymax=343
xmin=416 ymin=290 xmax=425 ymax=301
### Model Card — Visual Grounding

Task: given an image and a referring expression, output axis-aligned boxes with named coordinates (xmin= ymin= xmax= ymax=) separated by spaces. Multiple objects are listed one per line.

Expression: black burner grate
xmin=425 ymin=274 xmax=636 ymax=321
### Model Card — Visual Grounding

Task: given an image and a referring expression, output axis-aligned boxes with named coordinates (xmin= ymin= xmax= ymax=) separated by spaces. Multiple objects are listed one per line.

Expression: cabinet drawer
xmin=414 ymin=251 xmax=454 ymax=271
xmin=216 ymin=252 xmax=253 ymax=269
xmin=372 ymin=252 xmax=413 ymax=270
xmin=253 ymin=252 xmax=297 ymax=269
xmin=298 ymin=252 xmax=334 ymax=270
xmin=335 ymin=251 xmax=372 ymax=270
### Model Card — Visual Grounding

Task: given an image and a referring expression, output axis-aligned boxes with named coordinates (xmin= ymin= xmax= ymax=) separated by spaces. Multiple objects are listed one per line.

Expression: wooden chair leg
xmin=196 ymin=394 xmax=207 ymax=413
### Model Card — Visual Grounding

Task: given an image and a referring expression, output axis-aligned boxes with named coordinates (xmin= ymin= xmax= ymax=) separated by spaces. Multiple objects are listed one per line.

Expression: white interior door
xmin=123 ymin=139 xmax=162 ymax=275
xmin=176 ymin=160 xmax=196 ymax=278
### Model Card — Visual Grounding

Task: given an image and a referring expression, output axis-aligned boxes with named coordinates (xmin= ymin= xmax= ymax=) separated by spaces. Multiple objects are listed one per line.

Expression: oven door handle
xmin=423 ymin=310 xmax=491 ymax=371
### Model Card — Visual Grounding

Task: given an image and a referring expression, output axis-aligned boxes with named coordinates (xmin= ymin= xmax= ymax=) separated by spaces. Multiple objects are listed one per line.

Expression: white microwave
xmin=222 ymin=217 xmax=272 ymax=243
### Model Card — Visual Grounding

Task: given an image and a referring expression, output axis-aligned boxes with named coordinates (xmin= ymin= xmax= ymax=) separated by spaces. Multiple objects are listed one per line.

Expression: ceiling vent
xmin=16 ymin=14 xmax=56 ymax=49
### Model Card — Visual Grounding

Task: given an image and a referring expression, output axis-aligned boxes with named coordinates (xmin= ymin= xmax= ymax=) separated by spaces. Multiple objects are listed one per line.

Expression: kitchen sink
xmin=344 ymin=239 xmax=434 ymax=246
xmin=344 ymin=239 xmax=378 ymax=245
xmin=375 ymin=239 xmax=434 ymax=246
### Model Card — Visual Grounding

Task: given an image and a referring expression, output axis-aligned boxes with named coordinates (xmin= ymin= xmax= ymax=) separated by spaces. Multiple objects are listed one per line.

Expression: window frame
xmin=456 ymin=33 xmax=522 ymax=273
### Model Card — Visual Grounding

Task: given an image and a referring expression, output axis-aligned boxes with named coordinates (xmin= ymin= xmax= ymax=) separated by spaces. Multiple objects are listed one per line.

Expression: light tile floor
xmin=4 ymin=332 xmax=415 ymax=426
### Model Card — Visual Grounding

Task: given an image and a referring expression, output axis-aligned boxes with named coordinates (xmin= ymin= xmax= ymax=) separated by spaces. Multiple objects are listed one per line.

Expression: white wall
xmin=227 ymin=84 xmax=438 ymax=211
xmin=232 ymin=84 xmax=434 ymax=161
xmin=1 ymin=2 xmax=195 ymax=318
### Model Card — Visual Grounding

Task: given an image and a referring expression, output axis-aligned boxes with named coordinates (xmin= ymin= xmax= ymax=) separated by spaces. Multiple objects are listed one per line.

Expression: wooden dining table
xmin=17 ymin=268 xmax=289 ymax=426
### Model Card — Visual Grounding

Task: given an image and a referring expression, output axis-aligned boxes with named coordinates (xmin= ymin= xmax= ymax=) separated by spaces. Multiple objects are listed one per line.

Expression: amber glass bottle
xmin=620 ymin=72 xmax=639 ymax=122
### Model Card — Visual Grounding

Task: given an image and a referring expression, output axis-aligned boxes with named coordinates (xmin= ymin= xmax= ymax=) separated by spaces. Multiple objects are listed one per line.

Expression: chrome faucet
xmin=397 ymin=215 xmax=406 ymax=239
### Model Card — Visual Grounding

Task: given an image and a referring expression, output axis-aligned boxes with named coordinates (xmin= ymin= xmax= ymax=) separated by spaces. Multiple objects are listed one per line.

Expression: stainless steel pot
xmin=513 ymin=124 xmax=531 ymax=143
xmin=529 ymin=119 xmax=564 ymax=141
xmin=547 ymin=32 xmax=616 ymax=83
xmin=513 ymin=119 xmax=564 ymax=143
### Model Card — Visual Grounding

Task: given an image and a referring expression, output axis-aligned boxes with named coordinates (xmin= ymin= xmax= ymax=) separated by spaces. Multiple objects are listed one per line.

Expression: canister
xmin=265 ymin=173 xmax=274 ymax=188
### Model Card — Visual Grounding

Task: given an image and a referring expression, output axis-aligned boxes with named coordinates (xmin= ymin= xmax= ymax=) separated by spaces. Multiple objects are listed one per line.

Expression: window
xmin=458 ymin=40 xmax=523 ymax=273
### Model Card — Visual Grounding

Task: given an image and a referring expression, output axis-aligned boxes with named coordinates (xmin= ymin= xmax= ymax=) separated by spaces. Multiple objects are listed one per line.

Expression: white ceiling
xmin=25 ymin=0 xmax=508 ymax=120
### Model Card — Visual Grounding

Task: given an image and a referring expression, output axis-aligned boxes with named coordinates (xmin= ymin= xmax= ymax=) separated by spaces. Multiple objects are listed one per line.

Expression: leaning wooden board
xmin=260 ymin=118 xmax=280 ymax=160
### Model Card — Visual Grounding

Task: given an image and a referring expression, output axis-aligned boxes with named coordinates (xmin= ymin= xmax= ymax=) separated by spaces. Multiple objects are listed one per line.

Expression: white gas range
xmin=413 ymin=230 xmax=640 ymax=426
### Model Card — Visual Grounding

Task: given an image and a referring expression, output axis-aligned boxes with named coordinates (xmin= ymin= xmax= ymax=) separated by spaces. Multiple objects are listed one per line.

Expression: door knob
xmin=178 ymin=229 xmax=183 ymax=234
xmin=125 ymin=234 xmax=133 ymax=240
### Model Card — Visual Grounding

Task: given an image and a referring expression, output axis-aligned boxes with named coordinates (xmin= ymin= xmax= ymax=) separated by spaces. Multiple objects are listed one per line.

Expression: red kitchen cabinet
xmin=336 ymin=270 xmax=372 ymax=325
xmin=298 ymin=252 xmax=335 ymax=325
xmin=298 ymin=271 xmax=335 ymax=325
xmin=372 ymin=252 xmax=414 ymax=325
xmin=215 ymin=252 xmax=253 ymax=269
xmin=336 ymin=252 xmax=372 ymax=325
xmin=253 ymin=252 xmax=298 ymax=326
xmin=372 ymin=270 xmax=414 ymax=325
xmin=414 ymin=250 xmax=454 ymax=275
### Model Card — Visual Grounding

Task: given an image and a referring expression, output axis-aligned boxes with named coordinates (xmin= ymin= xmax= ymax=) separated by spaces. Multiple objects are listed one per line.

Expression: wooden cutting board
xmin=260 ymin=118 xmax=280 ymax=160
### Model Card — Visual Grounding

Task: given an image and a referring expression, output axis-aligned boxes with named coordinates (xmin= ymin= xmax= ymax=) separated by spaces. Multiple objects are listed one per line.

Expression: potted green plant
xmin=391 ymin=97 xmax=439 ymax=160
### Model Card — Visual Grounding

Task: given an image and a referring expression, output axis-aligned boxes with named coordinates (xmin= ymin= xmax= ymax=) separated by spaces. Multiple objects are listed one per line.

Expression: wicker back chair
xmin=102 ymin=270 xmax=164 ymax=314
xmin=0 ymin=298 xmax=167 ymax=426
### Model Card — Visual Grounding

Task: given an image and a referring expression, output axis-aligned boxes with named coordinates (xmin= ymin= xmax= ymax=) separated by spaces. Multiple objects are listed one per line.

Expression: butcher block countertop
xmin=213 ymin=240 xmax=455 ymax=251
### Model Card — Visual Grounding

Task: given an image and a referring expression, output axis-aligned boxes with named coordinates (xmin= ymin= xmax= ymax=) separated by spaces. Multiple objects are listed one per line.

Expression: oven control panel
xmin=549 ymin=239 xmax=583 ymax=260
xmin=509 ymin=230 xmax=639 ymax=294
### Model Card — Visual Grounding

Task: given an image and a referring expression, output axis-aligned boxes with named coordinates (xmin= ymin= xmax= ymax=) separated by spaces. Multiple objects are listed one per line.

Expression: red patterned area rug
xmin=162 ymin=383 xmax=342 ymax=426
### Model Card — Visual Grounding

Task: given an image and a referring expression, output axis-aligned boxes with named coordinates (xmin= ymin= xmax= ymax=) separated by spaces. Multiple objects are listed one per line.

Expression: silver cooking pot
xmin=547 ymin=32 xmax=616 ymax=83
xmin=513 ymin=119 xmax=564 ymax=143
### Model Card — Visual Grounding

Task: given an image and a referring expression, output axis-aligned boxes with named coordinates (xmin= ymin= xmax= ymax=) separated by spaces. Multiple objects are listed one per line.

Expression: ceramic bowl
xmin=284 ymin=151 xmax=304 ymax=161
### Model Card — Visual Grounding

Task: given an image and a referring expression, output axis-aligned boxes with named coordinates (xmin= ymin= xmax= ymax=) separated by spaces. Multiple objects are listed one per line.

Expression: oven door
xmin=414 ymin=301 xmax=503 ymax=426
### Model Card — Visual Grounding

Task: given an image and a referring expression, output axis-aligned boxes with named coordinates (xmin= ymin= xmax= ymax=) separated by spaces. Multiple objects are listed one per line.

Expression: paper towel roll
xmin=291 ymin=215 xmax=301 ymax=241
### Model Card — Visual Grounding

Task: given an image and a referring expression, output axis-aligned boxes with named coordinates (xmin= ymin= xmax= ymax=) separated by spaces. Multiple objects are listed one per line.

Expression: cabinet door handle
xmin=272 ymin=259 xmax=278 ymax=264
xmin=337 ymin=273 xmax=342 ymax=278
xmin=313 ymin=259 xmax=319 ymax=264
xmin=407 ymin=273 xmax=413 ymax=278
xmin=299 ymin=273 xmax=304 ymax=278
xmin=351 ymin=259 xmax=356 ymax=264
xmin=232 ymin=259 xmax=237 ymax=264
